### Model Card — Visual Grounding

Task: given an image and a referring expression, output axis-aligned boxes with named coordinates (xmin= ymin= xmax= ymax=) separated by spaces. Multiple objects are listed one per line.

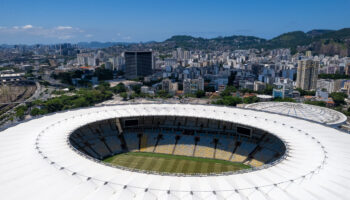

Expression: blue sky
xmin=0 ymin=0 xmax=349 ymax=44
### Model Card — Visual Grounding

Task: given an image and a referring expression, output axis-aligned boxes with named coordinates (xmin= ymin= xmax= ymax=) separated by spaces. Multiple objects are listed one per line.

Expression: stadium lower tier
xmin=69 ymin=116 xmax=286 ymax=172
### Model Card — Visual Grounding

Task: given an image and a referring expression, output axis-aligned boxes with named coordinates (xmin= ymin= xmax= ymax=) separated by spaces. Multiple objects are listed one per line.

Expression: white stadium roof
xmin=1 ymin=104 xmax=350 ymax=200
xmin=245 ymin=102 xmax=347 ymax=126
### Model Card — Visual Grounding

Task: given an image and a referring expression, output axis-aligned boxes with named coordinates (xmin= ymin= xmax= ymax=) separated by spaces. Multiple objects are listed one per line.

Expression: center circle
xmin=69 ymin=115 xmax=286 ymax=175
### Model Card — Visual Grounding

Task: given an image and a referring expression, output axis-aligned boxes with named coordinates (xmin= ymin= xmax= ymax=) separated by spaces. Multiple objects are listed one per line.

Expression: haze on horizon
xmin=0 ymin=0 xmax=349 ymax=44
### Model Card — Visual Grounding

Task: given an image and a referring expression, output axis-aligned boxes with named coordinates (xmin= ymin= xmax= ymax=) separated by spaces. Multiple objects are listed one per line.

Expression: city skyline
xmin=0 ymin=0 xmax=350 ymax=44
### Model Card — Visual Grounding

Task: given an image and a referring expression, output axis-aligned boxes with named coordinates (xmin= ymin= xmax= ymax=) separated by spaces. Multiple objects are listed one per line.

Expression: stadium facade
xmin=0 ymin=104 xmax=350 ymax=200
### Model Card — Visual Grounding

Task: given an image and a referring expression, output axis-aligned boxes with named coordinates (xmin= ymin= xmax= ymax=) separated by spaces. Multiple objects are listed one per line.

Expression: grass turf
xmin=103 ymin=152 xmax=250 ymax=174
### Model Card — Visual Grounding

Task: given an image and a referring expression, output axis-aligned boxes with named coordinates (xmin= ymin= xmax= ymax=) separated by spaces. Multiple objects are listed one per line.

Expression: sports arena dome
xmin=1 ymin=103 xmax=350 ymax=200
xmin=245 ymin=102 xmax=347 ymax=127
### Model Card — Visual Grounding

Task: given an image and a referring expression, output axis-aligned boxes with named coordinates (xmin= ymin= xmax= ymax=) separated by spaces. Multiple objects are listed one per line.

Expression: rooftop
xmin=0 ymin=103 xmax=349 ymax=199
xmin=245 ymin=102 xmax=347 ymax=126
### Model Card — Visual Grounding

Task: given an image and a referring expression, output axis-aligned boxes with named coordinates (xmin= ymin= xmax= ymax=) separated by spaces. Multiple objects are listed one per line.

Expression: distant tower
xmin=305 ymin=50 xmax=312 ymax=57
xmin=124 ymin=51 xmax=153 ymax=79
xmin=296 ymin=60 xmax=319 ymax=91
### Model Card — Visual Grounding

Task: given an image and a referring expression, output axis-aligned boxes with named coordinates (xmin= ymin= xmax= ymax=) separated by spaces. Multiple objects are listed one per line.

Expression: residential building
xmin=141 ymin=86 xmax=150 ymax=94
xmin=109 ymin=56 xmax=125 ymax=71
xmin=316 ymin=89 xmax=329 ymax=101
xmin=162 ymin=78 xmax=178 ymax=95
xmin=272 ymin=78 xmax=293 ymax=98
xmin=316 ymin=79 xmax=344 ymax=93
xmin=253 ymin=81 xmax=266 ymax=92
xmin=317 ymin=79 xmax=334 ymax=93
xmin=239 ymin=80 xmax=254 ymax=90
xmin=296 ymin=60 xmax=319 ymax=90
xmin=183 ymin=77 xmax=204 ymax=94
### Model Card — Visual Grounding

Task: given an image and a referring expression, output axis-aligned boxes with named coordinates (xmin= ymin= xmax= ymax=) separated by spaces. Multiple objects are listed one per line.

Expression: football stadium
xmin=1 ymin=103 xmax=350 ymax=199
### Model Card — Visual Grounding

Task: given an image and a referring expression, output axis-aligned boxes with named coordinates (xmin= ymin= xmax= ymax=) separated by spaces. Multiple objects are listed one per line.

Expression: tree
xmin=262 ymin=84 xmax=274 ymax=95
xmin=71 ymin=97 xmax=90 ymax=108
xmin=96 ymin=81 xmax=111 ymax=91
xmin=15 ymin=105 xmax=28 ymax=119
xmin=196 ymin=90 xmax=205 ymax=98
xmin=112 ymin=83 xmax=126 ymax=93
xmin=212 ymin=96 xmax=242 ymax=106
xmin=120 ymin=92 xmax=128 ymax=100
xmin=157 ymin=90 xmax=172 ymax=98
xmin=243 ymin=96 xmax=259 ymax=104
xmin=52 ymin=71 xmax=82 ymax=85
xmin=227 ymin=71 xmax=237 ymax=86
xmin=94 ymin=67 xmax=113 ymax=80
xmin=296 ymin=88 xmax=315 ymax=96
xmin=45 ymin=98 xmax=64 ymax=112
xmin=68 ymin=86 xmax=75 ymax=91
xmin=330 ymin=92 xmax=347 ymax=106
xmin=220 ymin=86 xmax=237 ymax=97
xmin=204 ymin=85 xmax=215 ymax=92
xmin=30 ymin=108 xmax=41 ymax=116
xmin=304 ymin=100 xmax=326 ymax=107
xmin=318 ymin=73 xmax=350 ymax=80
xmin=239 ymin=88 xmax=254 ymax=94
xmin=131 ymin=84 xmax=141 ymax=94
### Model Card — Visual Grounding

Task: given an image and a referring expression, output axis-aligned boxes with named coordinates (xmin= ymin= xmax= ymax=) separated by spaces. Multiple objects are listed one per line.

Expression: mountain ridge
xmin=149 ymin=28 xmax=350 ymax=56
xmin=1 ymin=28 xmax=350 ymax=56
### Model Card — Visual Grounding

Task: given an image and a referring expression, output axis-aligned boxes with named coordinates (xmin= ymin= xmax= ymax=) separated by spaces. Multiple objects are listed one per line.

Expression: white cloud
xmin=58 ymin=35 xmax=73 ymax=40
xmin=0 ymin=25 xmax=89 ymax=41
xmin=56 ymin=26 xmax=73 ymax=30
xmin=22 ymin=24 xmax=33 ymax=29
xmin=85 ymin=34 xmax=93 ymax=38
xmin=122 ymin=36 xmax=132 ymax=40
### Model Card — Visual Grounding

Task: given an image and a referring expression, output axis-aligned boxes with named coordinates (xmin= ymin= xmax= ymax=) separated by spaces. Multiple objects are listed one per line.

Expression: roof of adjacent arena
xmin=245 ymin=102 xmax=347 ymax=126
xmin=1 ymin=103 xmax=350 ymax=200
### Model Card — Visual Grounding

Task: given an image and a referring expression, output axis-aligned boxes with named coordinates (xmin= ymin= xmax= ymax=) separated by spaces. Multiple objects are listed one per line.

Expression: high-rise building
xmin=183 ymin=51 xmax=191 ymax=60
xmin=183 ymin=77 xmax=204 ymax=94
xmin=296 ymin=60 xmax=319 ymax=90
xmin=88 ymin=56 xmax=98 ymax=66
xmin=77 ymin=53 xmax=94 ymax=66
xmin=124 ymin=51 xmax=153 ymax=79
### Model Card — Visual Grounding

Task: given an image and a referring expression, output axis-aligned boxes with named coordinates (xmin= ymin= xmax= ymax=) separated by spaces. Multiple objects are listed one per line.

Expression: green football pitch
xmin=103 ymin=152 xmax=251 ymax=174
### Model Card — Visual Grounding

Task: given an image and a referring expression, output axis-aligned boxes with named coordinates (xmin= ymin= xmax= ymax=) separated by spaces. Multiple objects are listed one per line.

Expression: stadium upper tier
xmin=1 ymin=104 xmax=350 ymax=200
xmin=245 ymin=102 xmax=347 ymax=126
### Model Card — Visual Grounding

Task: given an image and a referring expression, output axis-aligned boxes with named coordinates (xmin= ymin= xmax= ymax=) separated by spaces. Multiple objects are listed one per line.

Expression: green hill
xmin=105 ymin=28 xmax=350 ymax=56
xmin=163 ymin=28 xmax=350 ymax=56
xmin=306 ymin=29 xmax=334 ymax=37
xmin=164 ymin=35 xmax=265 ymax=50
xmin=262 ymin=31 xmax=311 ymax=50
